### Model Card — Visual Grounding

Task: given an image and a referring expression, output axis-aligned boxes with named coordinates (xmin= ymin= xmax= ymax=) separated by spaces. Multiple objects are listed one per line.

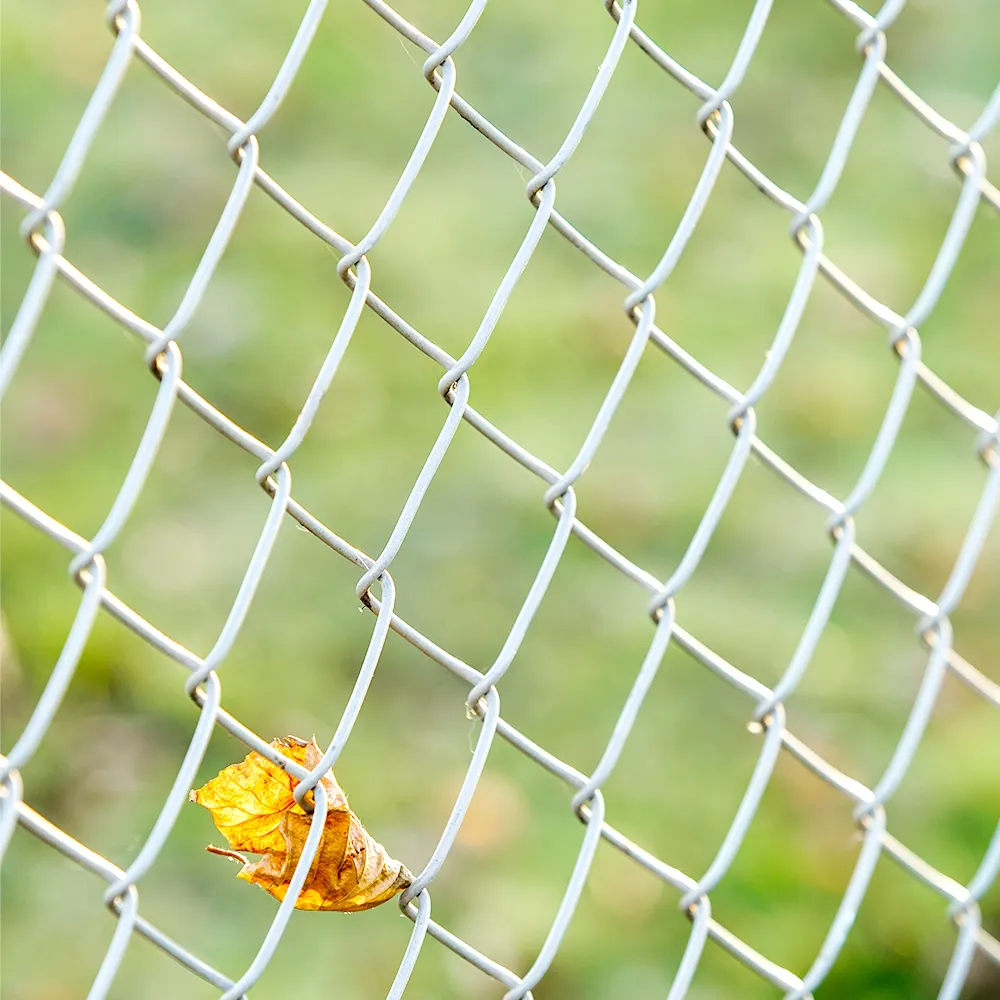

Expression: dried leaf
xmin=190 ymin=736 xmax=411 ymax=911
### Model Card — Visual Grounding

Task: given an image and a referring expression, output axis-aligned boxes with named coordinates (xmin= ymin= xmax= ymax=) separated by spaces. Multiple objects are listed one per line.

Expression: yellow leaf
xmin=190 ymin=736 xmax=411 ymax=912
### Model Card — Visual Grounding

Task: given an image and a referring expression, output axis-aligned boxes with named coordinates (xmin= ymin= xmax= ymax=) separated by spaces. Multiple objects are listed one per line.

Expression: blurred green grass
xmin=1 ymin=1 xmax=999 ymax=998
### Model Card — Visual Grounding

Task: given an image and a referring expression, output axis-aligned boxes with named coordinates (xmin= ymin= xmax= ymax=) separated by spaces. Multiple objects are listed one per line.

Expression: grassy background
xmin=2 ymin=1 xmax=999 ymax=997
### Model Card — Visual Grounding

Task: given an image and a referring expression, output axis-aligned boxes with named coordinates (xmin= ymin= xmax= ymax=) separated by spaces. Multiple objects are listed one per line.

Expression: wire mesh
xmin=1 ymin=1 xmax=998 ymax=997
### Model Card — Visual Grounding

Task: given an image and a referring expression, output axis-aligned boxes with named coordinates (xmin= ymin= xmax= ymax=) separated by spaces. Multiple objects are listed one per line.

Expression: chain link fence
xmin=1 ymin=1 xmax=998 ymax=997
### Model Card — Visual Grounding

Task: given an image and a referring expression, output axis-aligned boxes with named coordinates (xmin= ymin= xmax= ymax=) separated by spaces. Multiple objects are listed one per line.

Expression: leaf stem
xmin=205 ymin=844 xmax=248 ymax=865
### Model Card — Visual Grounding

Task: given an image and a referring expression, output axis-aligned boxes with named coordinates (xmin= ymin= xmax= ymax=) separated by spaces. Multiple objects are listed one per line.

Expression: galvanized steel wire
xmin=1 ymin=1 xmax=999 ymax=997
